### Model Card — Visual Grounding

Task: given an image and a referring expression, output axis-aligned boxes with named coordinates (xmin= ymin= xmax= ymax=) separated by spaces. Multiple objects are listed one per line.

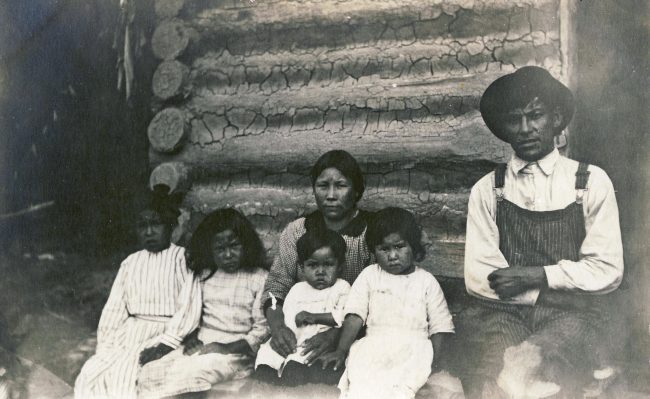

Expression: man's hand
xmin=302 ymin=328 xmax=340 ymax=366
xmin=488 ymin=267 xmax=547 ymax=299
xmin=295 ymin=311 xmax=318 ymax=327
xmin=139 ymin=344 xmax=174 ymax=366
xmin=318 ymin=349 xmax=347 ymax=371
xmin=269 ymin=325 xmax=297 ymax=357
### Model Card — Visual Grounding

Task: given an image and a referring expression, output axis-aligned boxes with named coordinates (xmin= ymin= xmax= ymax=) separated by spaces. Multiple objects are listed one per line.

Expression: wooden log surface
xmin=152 ymin=19 xmax=190 ymax=60
xmin=152 ymin=60 xmax=189 ymax=100
xmin=155 ymin=0 xmax=185 ymax=19
xmin=147 ymin=107 xmax=188 ymax=153
xmin=149 ymin=162 xmax=192 ymax=193
xmin=151 ymin=109 xmax=510 ymax=173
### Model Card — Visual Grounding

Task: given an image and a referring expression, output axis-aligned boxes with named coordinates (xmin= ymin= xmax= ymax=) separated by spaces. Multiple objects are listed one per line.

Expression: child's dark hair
xmin=366 ymin=207 xmax=425 ymax=261
xmin=297 ymin=228 xmax=347 ymax=267
xmin=138 ymin=185 xmax=183 ymax=226
xmin=189 ymin=208 xmax=268 ymax=277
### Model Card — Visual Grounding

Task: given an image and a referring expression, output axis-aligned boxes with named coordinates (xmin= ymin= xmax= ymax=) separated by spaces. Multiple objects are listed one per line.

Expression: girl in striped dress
xmin=137 ymin=208 xmax=270 ymax=398
xmin=74 ymin=189 xmax=202 ymax=399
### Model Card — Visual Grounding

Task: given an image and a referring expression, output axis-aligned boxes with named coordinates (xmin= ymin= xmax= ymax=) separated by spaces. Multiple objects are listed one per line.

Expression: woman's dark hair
xmin=296 ymin=228 xmax=347 ymax=267
xmin=310 ymin=150 xmax=365 ymax=203
xmin=366 ymin=207 xmax=425 ymax=262
xmin=188 ymin=208 xmax=268 ymax=277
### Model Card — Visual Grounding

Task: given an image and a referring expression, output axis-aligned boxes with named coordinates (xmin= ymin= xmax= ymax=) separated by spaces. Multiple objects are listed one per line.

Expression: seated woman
xmin=263 ymin=150 xmax=374 ymax=372
xmin=138 ymin=208 xmax=270 ymax=398
xmin=74 ymin=187 xmax=201 ymax=399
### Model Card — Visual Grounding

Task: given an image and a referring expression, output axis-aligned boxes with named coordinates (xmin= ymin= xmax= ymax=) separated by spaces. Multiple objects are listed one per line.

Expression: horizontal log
xmin=189 ymin=37 xmax=561 ymax=95
xmin=152 ymin=19 xmax=190 ymax=60
xmin=187 ymin=72 xmax=500 ymax=115
xmin=149 ymin=162 xmax=192 ymax=193
xmin=189 ymin=1 xmax=559 ymax=55
xmin=147 ymin=107 xmax=188 ymax=153
xmin=152 ymin=60 xmax=189 ymax=100
xmin=150 ymin=108 xmax=511 ymax=173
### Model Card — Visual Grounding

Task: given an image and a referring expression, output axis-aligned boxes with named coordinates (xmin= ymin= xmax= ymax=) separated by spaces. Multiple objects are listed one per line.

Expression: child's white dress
xmin=255 ymin=278 xmax=350 ymax=375
xmin=74 ymin=244 xmax=201 ymax=399
xmin=339 ymin=264 xmax=454 ymax=399
xmin=138 ymin=268 xmax=269 ymax=398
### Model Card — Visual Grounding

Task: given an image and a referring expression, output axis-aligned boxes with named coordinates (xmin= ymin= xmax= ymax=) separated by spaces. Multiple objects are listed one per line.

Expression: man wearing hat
xmin=463 ymin=66 xmax=624 ymax=398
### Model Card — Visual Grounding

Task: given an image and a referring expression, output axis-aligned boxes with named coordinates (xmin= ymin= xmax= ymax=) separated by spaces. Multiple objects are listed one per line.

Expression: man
xmin=463 ymin=66 xmax=623 ymax=398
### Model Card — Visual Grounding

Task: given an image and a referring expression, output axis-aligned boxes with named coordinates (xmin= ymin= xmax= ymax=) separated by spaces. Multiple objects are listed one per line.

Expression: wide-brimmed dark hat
xmin=480 ymin=66 xmax=574 ymax=142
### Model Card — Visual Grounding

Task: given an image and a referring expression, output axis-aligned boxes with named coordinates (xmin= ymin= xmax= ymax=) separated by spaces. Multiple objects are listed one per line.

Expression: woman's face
xmin=210 ymin=229 xmax=243 ymax=273
xmin=313 ymin=167 xmax=357 ymax=222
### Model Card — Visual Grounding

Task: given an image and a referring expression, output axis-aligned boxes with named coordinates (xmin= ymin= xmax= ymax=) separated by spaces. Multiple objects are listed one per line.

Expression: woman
xmin=262 ymin=149 xmax=373 ymax=373
xmin=74 ymin=188 xmax=201 ymax=399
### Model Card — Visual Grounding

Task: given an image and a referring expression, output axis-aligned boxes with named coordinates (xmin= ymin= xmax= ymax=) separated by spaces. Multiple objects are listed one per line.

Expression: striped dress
xmin=74 ymin=244 xmax=201 ymax=399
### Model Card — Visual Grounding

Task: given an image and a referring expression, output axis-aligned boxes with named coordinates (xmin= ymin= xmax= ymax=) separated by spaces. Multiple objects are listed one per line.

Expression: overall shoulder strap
xmin=494 ymin=163 xmax=507 ymax=201
xmin=575 ymin=162 xmax=590 ymax=190
xmin=494 ymin=163 xmax=507 ymax=189
xmin=575 ymin=162 xmax=590 ymax=204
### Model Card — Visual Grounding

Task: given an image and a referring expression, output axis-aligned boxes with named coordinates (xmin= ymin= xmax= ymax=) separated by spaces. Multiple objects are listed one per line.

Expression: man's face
xmin=501 ymin=97 xmax=562 ymax=162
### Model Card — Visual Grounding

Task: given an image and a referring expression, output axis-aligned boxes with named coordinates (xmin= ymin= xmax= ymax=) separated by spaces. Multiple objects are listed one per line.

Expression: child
xmin=138 ymin=208 xmax=270 ymax=398
xmin=320 ymin=207 xmax=455 ymax=399
xmin=75 ymin=186 xmax=201 ymax=399
xmin=254 ymin=228 xmax=351 ymax=386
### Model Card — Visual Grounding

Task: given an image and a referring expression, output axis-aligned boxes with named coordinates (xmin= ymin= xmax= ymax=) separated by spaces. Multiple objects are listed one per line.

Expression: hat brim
xmin=479 ymin=66 xmax=574 ymax=142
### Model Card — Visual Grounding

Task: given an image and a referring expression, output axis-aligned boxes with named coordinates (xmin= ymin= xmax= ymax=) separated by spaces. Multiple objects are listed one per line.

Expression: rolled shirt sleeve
xmin=543 ymin=166 xmax=624 ymax=293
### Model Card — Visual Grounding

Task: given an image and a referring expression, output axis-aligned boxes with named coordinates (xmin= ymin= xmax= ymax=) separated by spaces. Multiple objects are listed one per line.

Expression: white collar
xmin=510 ymin=148 xmax=559 ymax=176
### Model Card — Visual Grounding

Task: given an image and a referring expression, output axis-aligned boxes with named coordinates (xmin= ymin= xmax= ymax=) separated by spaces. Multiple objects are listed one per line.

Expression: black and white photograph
xmin=0 ymin=0 xmax=648 ymax=398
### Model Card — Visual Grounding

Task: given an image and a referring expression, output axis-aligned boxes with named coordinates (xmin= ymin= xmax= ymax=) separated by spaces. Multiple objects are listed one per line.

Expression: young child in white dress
xmin=320 ymin=207 xmax=455 ymax=399
xmin=137 ymin=208 xmax=270 ymax=398
xmin=255 ymin=228 xmax=350 ymax=386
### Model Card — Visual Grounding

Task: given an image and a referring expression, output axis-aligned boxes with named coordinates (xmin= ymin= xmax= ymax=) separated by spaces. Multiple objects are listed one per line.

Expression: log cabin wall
xmin=147 ymin=0 xmax=569 ymax=276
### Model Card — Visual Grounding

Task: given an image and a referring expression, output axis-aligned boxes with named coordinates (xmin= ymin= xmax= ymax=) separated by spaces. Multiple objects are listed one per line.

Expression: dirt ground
xmin=1 ymin=251 xmax=649 ymax=398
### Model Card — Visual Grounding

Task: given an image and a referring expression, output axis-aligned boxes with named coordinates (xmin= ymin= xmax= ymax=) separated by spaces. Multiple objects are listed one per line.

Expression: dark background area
xmin=0 ymin=0 xmax=648 ymax=381
xmin=0 ymin=0 xmax=156 ymax=254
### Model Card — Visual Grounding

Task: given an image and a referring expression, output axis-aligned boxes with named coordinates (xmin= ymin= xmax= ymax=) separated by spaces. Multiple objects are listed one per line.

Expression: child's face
xmin=374 ymin=232 xmax=415 ymax=275
xmin=136 ymin=210 xmax=172 ymax=253
xmin=301 ymin=246 xmax=339 ymax=290
xmin=211 ymin=229 xmax=242 ymax=273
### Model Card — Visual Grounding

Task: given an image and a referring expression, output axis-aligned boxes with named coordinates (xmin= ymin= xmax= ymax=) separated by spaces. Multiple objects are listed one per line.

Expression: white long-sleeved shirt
xmin=464 ymin=149 xmax=624 ymax=305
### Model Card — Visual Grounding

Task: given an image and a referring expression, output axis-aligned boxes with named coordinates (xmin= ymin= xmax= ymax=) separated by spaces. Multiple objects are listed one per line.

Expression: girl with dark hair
xmin=138 ymin=208 xmax=270 ymax=398
xmin=75 ymin=187 xmax=201 ymax=399
xmin=321 ymin=207 xmax=454 ymax=399
xmin=262 ymin=149 xmax=373 ymax=370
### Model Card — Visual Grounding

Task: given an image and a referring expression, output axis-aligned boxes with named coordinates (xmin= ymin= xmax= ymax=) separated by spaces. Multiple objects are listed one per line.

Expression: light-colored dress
xmin=138 ymin=268 xmax=269 ymax=398
xmin=74 ymin=244 xmax=201 ymax=399
xmin=255 ymin=279 xmax=350 ymax=375
xmin=339 ymin=265 xmax=454 ymax=399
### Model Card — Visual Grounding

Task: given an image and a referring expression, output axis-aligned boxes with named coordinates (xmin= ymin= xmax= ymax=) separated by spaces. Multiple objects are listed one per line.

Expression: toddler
xmin=320 ymin=207 xmax=455 ymax=399
xmin=255 ymin=228 xmax=350 ymax=386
